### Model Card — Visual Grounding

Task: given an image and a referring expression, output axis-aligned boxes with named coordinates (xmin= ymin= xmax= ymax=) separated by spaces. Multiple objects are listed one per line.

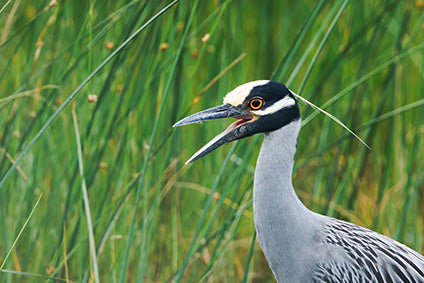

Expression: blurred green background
xmin=0 ymin=0 xmax=423 ymax=282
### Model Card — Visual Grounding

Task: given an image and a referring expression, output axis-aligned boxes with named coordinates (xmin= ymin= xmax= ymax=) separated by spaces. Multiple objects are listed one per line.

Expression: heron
xmin=173 ymin=80 xmax=424 ymax=282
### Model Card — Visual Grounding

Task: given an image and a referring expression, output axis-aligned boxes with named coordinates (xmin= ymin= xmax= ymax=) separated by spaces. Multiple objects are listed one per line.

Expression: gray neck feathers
xmin=253 ymin=119 xmax=318 ymax=282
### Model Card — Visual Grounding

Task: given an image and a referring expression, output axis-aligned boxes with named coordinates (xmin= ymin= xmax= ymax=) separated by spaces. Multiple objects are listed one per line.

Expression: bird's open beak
xmin=173 ymin=104 xmax=254 ymax=164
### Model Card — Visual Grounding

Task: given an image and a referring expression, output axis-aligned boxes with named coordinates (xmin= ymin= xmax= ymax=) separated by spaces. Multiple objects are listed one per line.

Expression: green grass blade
xmin=72 ymin=105 xmax=99 ymax=283
xmin=0 ymin=193 xmax=43 ymax=271
xmin=0 ymin=0 xmax=179 ymax=191
xmin=0 ymin=0 xmax=12 ymax=16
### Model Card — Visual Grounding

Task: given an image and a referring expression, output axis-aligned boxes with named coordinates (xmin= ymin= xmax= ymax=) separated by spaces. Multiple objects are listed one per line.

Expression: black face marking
xmin=233 ymin=81 xmax=300 ymax=136
xmin=257 ymin=103 xmax=300 ymax=132
xmin=243 ymin=81 xmax=295 ymax=109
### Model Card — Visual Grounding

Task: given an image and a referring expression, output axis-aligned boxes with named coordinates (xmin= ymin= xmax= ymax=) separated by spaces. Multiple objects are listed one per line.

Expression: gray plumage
xmin=254 ymin=118 xmax=424 ymax=282
xmin=173 ymin=80 xmax=424 ymax=282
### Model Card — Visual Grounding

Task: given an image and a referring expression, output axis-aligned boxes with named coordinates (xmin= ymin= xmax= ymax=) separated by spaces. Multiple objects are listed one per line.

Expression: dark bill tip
xmin=173 ymin=104 xmax=247 ymax=128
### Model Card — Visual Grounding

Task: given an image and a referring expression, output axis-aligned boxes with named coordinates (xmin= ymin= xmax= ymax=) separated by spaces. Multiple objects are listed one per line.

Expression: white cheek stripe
xmin=252 ymin=95 xmax=296 ymax=115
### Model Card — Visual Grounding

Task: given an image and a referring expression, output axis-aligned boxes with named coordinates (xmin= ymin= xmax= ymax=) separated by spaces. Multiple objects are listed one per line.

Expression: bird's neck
xmin=253 ymin=119 xmax=316 ymax=281
xmin=253 ymin=119 xmax=307 ymax=215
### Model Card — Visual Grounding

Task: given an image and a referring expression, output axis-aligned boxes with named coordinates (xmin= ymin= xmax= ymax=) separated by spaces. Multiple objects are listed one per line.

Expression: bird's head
xmin=173 ymin=80 xmax=300 ymax=164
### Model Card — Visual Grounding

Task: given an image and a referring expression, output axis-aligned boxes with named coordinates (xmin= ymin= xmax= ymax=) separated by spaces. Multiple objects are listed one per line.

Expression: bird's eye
xmin=249 ymin=98 xmax=264 ymax=110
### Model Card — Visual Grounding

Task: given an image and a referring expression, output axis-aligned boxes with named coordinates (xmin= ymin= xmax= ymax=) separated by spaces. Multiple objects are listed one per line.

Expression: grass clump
xmin=0 ymin=1 xmax=423 ymax=282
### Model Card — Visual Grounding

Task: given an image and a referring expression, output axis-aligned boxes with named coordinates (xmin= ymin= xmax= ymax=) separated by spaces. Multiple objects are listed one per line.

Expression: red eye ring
xmin=249 ymin=98 xmax=264 ymax=110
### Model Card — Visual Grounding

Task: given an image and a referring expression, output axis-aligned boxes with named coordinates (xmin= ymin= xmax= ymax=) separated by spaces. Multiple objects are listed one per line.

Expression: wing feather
xmin=312 ymin=219 xmax=424 ymax=282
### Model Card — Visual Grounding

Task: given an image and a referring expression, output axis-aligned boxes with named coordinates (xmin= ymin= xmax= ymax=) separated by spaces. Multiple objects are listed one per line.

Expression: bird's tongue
xmin=230 ymin=116 xmax=253 ymax=129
